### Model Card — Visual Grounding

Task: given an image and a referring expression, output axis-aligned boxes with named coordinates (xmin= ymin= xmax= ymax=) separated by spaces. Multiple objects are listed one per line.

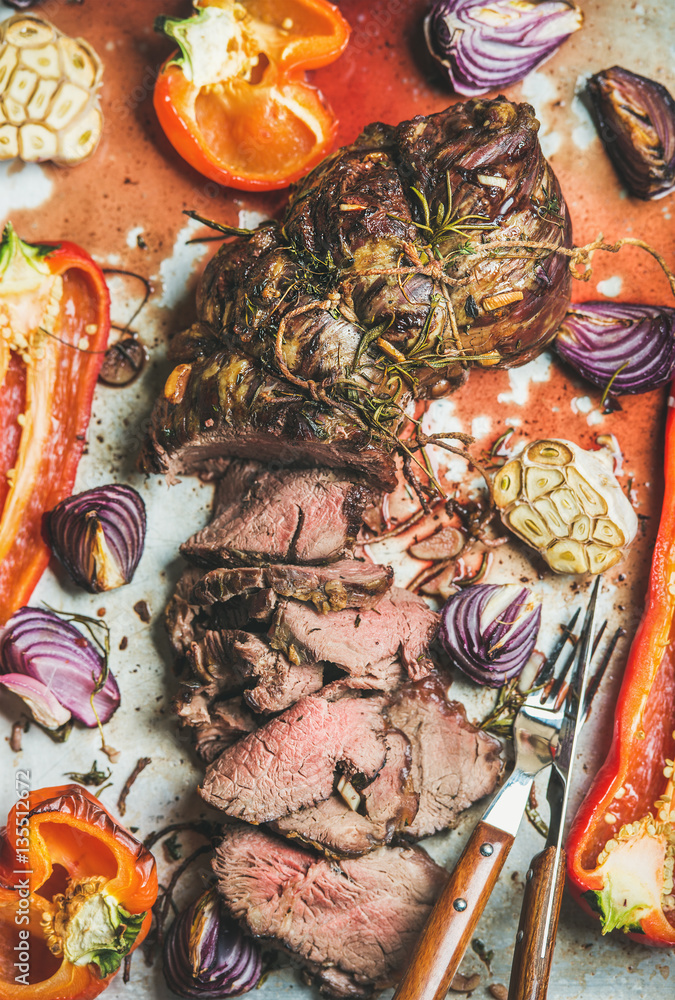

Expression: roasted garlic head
xmin=494 ymin=438 xmax=637 ymax=575
xmin=0 ymin=14 xmax=103 ymax=166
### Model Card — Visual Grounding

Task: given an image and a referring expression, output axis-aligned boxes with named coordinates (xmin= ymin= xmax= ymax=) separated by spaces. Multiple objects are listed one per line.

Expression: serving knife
xmin=392 ymin=580 xmax=604 ymax=1000
xmin=507 ymin=578 xmax=600 ymax=1000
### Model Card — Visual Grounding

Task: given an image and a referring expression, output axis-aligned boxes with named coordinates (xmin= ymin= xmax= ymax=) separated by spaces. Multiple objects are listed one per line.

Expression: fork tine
xmin=582 ymin=624 xmax=625 ymax=720
xmin=536 ymin=607 xmax=580 ymax=688
xmin=568 ymin=576 xmax=602 ymax=698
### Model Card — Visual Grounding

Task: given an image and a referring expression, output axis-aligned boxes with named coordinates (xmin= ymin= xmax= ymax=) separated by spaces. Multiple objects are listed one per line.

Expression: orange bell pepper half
xmin=0 ymin=223 xmax=110 ymax=625
xmin=566 ymin=383 xmax=675 ymax=944
xmin=0 ymin=784 xmax=157 ymax=998
xmin=153 ymin=0 xmax=351 ymax=190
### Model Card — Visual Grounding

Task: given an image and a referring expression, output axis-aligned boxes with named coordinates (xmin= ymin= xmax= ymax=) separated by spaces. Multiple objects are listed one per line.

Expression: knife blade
xmin=507 ymin=576 xmax=601 ymax=1000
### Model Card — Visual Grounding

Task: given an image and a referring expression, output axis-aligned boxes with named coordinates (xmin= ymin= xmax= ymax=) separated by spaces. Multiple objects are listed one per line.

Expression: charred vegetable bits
xmin=424 ymin=0 xmax=582 ymax=96
xmin=142 ymin=98 xmax=573 ymax=488
xmin=588 ymin=66 xmax=675 ymax=200
xmin=494 ymin=439 xmax=637 ymax=574
xmin=0 ymin=13 xmax=103 ymax=166
xmin=555 ymin=302 xmax=675 ymax=396
xmin=153 ymin=0 xmax=350 ymax=190
xmin=48 ymin=484 xmax=146 ymax=593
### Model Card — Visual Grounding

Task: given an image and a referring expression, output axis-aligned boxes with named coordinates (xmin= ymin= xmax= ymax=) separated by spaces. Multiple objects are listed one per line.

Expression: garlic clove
xmin=494 ymin=458 xmax=521 ymax=506
xmin=507 ymin=503 xmax=553 ymax=548
xmin=19 ymin=42 xmax=59 ymax=78
xmin=547 ymin=538 xmax=588 ymax=574
xmin=5 ymin=17 xmax=55 ymax=47
xmin=566 ymin=467 xmax=608 ymax=517
xmin=525 ymin=465 xmax=564 ymax=500
xmin=533 ymin=497 xmax=568 ymax=537
xmin=19 ymin=121 xmax=57 ymax=160
xmin=587 ymin=543 xmax=622 ymax=574
xmin=592 ymin=518 xmax=626 ymax=548
xmin=570 ymin=513 xmax=592 ymax=541
xmin=526 ymin=439 xmax=572 ymax=466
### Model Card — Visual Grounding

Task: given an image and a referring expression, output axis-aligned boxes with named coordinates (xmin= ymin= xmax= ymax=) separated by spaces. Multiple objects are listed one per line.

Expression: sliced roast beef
xmin=181 ymin=466 xmax=376 ymax=568
xmin=193 ymin=560 xmax=393 ymax=613
xmin=226 ymin=631 xmax=324 ymax=714
xmin=214 ymin=824 xmax=446 ymax=998
xmin=193 ymin=697 xmax=257 ymax=763
xmin=270 ymin=588 xmax=438 ymax=682
xmin=200 ymin=693 xmax=388 ymax=822
xmin=387 ymin=676 xmax=503 ymax=838
xmin=271 ymin=728 xmax=418 ymax=857
xmin=165 ymin=566 xmax=205 ymax=656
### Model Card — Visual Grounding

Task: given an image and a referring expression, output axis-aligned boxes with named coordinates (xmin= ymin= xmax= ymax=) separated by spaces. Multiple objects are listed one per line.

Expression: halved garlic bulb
xmin=494 ymin=438 xmax=637 ymax=575
xmin=0 ymin=14 xmax=103 ymax=166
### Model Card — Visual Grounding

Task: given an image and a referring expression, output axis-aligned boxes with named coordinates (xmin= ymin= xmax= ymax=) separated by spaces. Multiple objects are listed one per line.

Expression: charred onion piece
xmin=0 ymin=13 xmax=103 ymax=165
xmin=98 ymin=337 xmax=147 ymax=386
xmin=588 ymin=66 xmax=675 ymax=200
xmin=494 ymin=438 xmax=637 ymax=574
xmin=163 ymin=888 xmax=262 ymax=998
xmin=555 ymin=301 xmax=675 ymax=395
xmin=0 ymin=671 xmax=71 ymax=728
xmin=440 ymin=583 xmax=541 ymax=686
xmin=424 ymin=0 xmax=582 ymax=97
xmin=48 ymin=484 xmax=146 ymax=593
xmin=0 ymin=606 xmax=120 ymax=726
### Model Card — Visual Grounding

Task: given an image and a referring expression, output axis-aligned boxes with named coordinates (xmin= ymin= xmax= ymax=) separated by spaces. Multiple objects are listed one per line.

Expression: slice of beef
xmin=193 ymin=698 xmax=257 ymax=763
xmin=192 ymin=560 xmax=393 ymax=613
xmin=270 ymin=587 xmax=438 ymax=682
xmin=271 ymin=728 xmax=418 ymax=857
xmin=140 ymin=348 xmax=398 ymax=490
xmin=214 ymin=824 xmax=446 ymax=998
xmin=226 ymin=631 xmax=324 ymax=714
xmin=387 ymin=675 xmax=503 ymax=839
xmin=200 ymin=694 xmax=388 ymax=822
xmin=182 ymin=466 xmax=376 ymax=568
xmin=165 ymin=565 xmax=204 ymax=656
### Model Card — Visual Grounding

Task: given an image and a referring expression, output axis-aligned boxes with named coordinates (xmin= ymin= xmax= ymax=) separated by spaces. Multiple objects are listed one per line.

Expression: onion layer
xmin=424 ymin=0 xmax=582 ymax=97
xmin=588 ymin=66 xmax=675 ymax=200
xmin=0 ymin=673 xmax=71 ymax=729
xmin=48 ymin=484 xmax=146 ymax=593
xmin=440 ymin=583 xmax=541 ymax=687
xmin=555 ymin=302 xmax=675 ymax=395
xmin=163 ymin=889 xmax=262 ymax=999
xmin=0 ymin=607 xmax=120 ymax=727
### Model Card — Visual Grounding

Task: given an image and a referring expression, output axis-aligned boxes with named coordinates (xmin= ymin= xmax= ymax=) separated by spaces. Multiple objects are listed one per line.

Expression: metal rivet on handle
xmin=516 ymin=930 xmax=524 ymax=943
xmin=453 ymin=898 xmax=468 ymax=912
xmin=526 ymin=868 xmax=533 ymax=882
xmin=479 ymin=843 xmax=494 ymax=857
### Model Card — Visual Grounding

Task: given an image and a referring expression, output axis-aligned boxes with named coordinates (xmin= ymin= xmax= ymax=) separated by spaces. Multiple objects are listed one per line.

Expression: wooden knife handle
xmin=507 ymin=846 xmax=566 ymax=1000
xmin=392 ymin=821 xmax=514 ymax=1000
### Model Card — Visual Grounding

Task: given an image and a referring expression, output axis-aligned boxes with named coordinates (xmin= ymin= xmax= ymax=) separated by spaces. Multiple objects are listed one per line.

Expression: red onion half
xmin=440 ymin=583 xmax=541 ymax=687
xmin=555 ymin=302 xmax=675 ymax=395
xmin=0 ymin=673 xmax=71 ymax=729
xmin=424 ymin=0 xmax=582 ymax=97
xmin=163 ymin=889 xmax=262 ymax=999
xmin=0 ymin=607 xmax=120 ymax=727
xmin=588 ymin=66 xmax=675 ymax=200
xmin=48 ymin=484 xmax=146 ymax=593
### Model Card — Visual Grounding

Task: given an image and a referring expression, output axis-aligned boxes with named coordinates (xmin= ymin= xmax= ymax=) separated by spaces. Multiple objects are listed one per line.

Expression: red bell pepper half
xmin=567 ymin=385 xmax=675 ymax=944
xmin=0 ymin=784 xmax=157 ymax=999
xmin=0 ymin=222 xmax=110 ymax=625
xmin=153 ymin=0 xmax=351 ymax=191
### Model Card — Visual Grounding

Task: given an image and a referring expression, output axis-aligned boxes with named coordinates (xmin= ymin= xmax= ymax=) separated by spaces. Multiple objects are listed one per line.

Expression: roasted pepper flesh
xmin=567 ymin=385 xmax=675 ymax=944
xmin=153 ymin=0 xmax=350 ymax=190
xmin=0 ymin=784 xmax=157 ymax=998
xmin=0 ymin=224 xmax=110 ymax=624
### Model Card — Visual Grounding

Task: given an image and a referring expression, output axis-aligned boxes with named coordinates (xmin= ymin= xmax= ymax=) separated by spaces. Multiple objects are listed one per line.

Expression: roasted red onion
xmin=163 ymin=889 xmax=262 ymax=999
xmin=555 ymin=302 xmax=675 ymax=395
xmin=424 ymin=0 xmax=582 ymax=97
xmin=588 ymin=66 xmax=675 ymax=200
xmin=440 ymin=583 xmax=541 ymax=687
xmin=0 ymin=607 xmax=120 ymax=727
xmin=48 ymin=484 xmax=146 ymax=593
xmin=0 ymin=673 xmax=71 ymax=729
